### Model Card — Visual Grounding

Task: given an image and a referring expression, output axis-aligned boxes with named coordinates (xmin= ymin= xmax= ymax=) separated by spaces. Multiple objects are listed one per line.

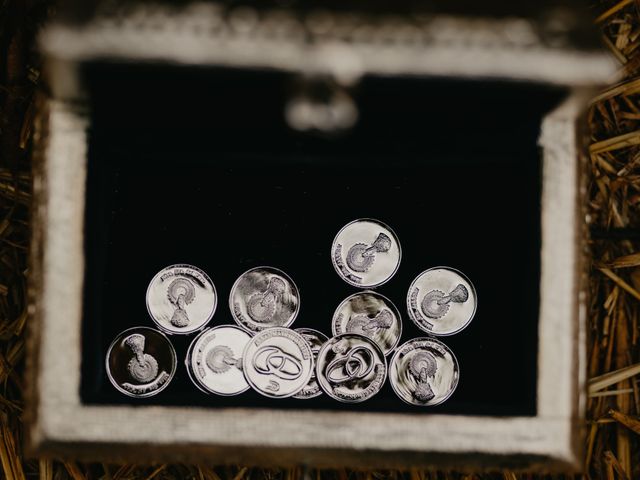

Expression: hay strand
xmin=596 ymin=0 xmax=635 ymax=24
xmin=609 ymin=408 xmax=640 ymax=434
xmin=589 ymin=362 xmax=640 ymax=392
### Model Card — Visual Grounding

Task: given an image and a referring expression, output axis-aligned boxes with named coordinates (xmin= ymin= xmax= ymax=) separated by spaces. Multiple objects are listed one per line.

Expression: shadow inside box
xmin=80 ymin=62 xmax=568 ymax=416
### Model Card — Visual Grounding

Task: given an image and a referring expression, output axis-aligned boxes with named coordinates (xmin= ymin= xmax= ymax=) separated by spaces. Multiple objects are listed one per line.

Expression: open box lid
xmin=40 ymin=0 xmax=615 ymax=103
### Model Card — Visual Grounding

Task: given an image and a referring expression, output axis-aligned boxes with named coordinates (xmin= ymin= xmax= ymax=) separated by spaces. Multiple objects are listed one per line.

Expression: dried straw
xmin=1 ymin=0 xmax=640 ymax=478
xmin=588 ymin=1 xmax=640 ymax=477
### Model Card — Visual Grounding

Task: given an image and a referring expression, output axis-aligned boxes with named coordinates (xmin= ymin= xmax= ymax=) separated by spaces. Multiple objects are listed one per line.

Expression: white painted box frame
xmin=26 ymin=4 xmax=615 ymax=471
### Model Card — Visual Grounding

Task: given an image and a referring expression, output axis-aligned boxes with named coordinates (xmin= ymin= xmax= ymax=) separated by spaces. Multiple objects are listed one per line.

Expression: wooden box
xmin=27 ymin=1 xmax=614 ymax=471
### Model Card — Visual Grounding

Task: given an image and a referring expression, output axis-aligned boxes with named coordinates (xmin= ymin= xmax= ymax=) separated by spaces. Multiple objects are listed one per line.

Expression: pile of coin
xmin=106 ymin=218 xmax=477 ymax=406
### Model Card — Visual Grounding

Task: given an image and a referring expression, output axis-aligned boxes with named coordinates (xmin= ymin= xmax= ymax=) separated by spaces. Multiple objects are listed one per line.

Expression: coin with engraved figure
xmin=146 ymin=264 xmax=217 ymax=335
xmin=407 ymin=266 xmax=477 ymax=336
xmin=106 ymin=326 xmax=177 ymax=398
xmin=230 ymin=266 xmax=300 ymax=333
xmin=242 ymin=327 xmax=313 ymax=398
xmin=389 ymin=337 xmax=459 ymax=406
xmin=331 ymin=219 xmax=401 ymax=288
xmin=186 ymin=325 xmax=251 ymax=396
xmin=332 ymin=291 xmax=402 ymax=356
xmin=293 ymin=328 xmax=329 ymax=399
xmin=316 ymin=333 xmax=387 ymax=403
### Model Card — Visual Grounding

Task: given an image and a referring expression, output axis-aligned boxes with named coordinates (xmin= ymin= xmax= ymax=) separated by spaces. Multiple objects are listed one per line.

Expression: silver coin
xmin=332 ymin=291 xmax=402 ymax=356
xmin=293 ymin=328 xmax=329 ymax=399
xmin=106 ymin=326 xmax=177 ymax=398
xmin=146 ymin=264 xmax=217 ymax=335
xmin=407 ymin=266 xmax=477 ymax=336
xmin=242 ymin=327 xmax=314 ymax=398
xmin=316 ymin=333 xmax=387 ymax=403
xmin=185 ymin=325 xmax=251 ymax=396
xmin=389 ymin=337 xmax=459 ymax=406
xmin=331 ymin=219 xmax=401 ymax=288
xmin=230 ymin=266 xmax=300 ymax=333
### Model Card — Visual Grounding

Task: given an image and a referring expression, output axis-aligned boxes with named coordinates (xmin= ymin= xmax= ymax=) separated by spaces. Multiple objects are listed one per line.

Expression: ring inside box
xmin=80 ymin=63 xmax=567 ymax=415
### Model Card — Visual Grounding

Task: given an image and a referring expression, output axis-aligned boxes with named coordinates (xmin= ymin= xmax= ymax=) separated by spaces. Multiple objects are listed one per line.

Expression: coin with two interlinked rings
xmin=407 ymin=266 xmax=477 ymax=336
xmin=315 ymin=333 xmax=387 ymax=403
xmin=106 ymin=326 xmax=177 ymax=398
xmin=332 ymin=291 xmax=402 ymax=356
xmin=389 ymin=337 xmax=459 ymax=406
xmin=242 ymin=327 xmax=314 ymax=398
xmin=230 ymin=266 xmax=300 ymax=333
xmin=185 ymin=325 xmax=252 ymax=396
xmin=146 ymin=264 xmax=217 ymax=335
xmin=331 ymin=219 xmax=401 ymax=288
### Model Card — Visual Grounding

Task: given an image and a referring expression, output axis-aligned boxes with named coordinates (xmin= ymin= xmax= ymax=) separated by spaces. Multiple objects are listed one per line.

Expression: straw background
xmin=1 ymin=1 xmax=640 ymax=479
